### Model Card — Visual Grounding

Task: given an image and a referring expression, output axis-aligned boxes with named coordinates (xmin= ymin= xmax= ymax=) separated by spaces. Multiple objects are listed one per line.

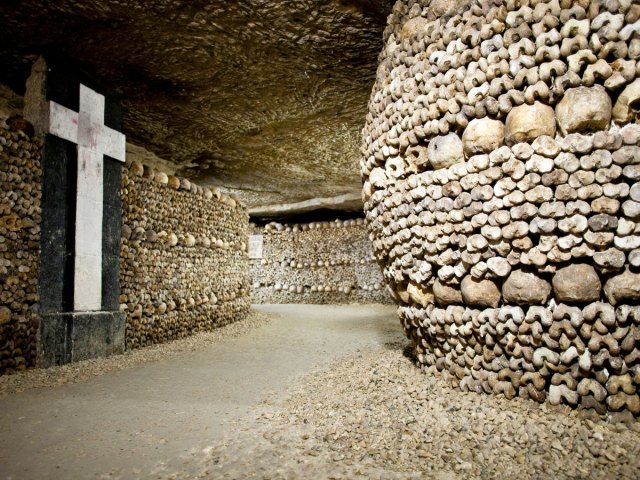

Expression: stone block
xmin=505 ymin=102 xmax=556 ymax=145
xmin=552 ymin=264 xmax=601 ymax=303
xmin=556 ymin=86 xmax=612 ymax=135
xmin=40 ymin=311 xmax=126 ymax=367
xmin=503 ymin=270 xmax=551 ymax=305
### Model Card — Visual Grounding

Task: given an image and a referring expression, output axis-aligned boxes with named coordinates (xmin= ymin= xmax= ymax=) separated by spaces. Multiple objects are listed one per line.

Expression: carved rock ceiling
xmin=0 ymin=0 xmax=391 ymax=210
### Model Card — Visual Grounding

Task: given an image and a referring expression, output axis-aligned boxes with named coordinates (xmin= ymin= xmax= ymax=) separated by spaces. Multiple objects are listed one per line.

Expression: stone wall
xmin=0 ymin=122 xmax=41 ymax=374
xmin=362 ymin=0 xmax=640 ymax=415
xmin=0 ymin=83 xmax=252 ymax=372
xmin=250 ymin=218 xmax=390 ymax=304
xmin=120 ymin=162 xmax=251 ymax=349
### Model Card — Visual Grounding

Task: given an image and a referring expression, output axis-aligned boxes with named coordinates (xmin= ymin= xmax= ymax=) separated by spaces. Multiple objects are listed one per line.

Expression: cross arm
xmin=48 ymin=101 xmax=79 ymax=144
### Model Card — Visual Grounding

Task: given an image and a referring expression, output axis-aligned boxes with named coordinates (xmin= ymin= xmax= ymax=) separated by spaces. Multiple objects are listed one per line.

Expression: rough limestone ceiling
xmin=0 ymin=0 xmax=392 ymax=210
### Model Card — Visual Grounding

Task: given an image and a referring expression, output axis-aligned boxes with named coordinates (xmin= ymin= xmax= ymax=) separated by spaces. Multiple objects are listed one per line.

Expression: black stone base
xmin=40 ymin=311 xmax=125 ymax=367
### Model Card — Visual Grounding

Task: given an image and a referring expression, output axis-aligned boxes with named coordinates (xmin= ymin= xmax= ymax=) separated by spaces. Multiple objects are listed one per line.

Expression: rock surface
xmin=502 ymin=270 xmax=551 ymax=305
xmin=461 ymin=276 xmax=501 ymax=308
xmin=505 ymin=102 xmax=556 ymax=145
xmin=613 ymin=79 xmax=640 ymax=125
xmin=428 ymin=133 xmax=464 ymax=170
xmin=433 ymin=279 xmax=463 ymax=305
xmin=0 ymin=0 xmax=392 ymax=209
xmin=556 ymin=86 xmax=612 ymax=135
xmin=462 ymin=118 xmax=505 ymax=157
xmin=604 ymin=269 xmax=640 ymax=305
xmin=248 ymin=193 xmax=364 ymax=218
xmin=553 ymin=264 xmax=602 ymax=303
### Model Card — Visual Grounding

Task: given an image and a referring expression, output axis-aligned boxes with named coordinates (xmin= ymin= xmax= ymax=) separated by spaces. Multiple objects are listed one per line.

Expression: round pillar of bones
xmin=361 ymin=0 xmax=640 ymax=415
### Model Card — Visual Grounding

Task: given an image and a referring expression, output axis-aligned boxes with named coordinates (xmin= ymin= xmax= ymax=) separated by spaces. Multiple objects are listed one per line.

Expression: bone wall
xmin=120 ymin=162 xmax=251 ymax=349
xmin=362 ymin=0 xmax=640 ymax=415
xmin=0 ymin=122 xmax=41 ymax=374
xmin=250 ymin=219 xmax=390 ymax=304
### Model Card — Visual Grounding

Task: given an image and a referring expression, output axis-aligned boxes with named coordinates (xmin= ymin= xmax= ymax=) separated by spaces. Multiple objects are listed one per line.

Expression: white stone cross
xmin=47 ymin=84 xmax=126 ymax=311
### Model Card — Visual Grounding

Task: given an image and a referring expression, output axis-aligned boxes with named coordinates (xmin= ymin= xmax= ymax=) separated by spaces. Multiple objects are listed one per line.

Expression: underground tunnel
xmin=1 ymin=0 xmax=640 ymax=478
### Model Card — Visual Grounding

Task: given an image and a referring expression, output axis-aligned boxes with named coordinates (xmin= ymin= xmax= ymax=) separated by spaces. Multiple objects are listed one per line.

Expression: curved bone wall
xmin=362 ymin=0 xmax=640 ymax=414
xmin=0 ymin=124 xmax=41 ymax=374
xmin=250 ymin=219 xmax=390 ymax=304
xmin=121 ymin=162 xmax=251 ymax=349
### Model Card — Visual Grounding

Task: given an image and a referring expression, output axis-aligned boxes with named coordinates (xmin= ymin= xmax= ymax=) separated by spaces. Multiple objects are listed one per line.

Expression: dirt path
xmin=3 ymin=304 xmax=638 ymax=480
xmin=0 ymin=304 xmax=400 ymax=480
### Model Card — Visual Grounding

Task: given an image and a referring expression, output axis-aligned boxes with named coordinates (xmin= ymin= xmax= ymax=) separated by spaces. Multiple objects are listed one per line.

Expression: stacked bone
xmin=0 ymin=122 xmax=41 ymax=374
xmin=250 ymin=218 xmax=391 ymax=304
xmin=362 ymin=0 xmax=640 ymax=415
xmin=121 ymin=162 xmax=250 ymax=349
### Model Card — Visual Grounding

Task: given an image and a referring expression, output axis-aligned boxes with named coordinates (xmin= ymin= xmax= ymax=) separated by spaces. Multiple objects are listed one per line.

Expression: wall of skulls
xmin=362 ymin=0 xmax=640 ymax=415
xmin=0 ymin=123 xmax=41 ymax=374
xmin=250 ymin=218 xmax=390 ymax=304
xmin=121 ymin=162 xmax=251 ymax=349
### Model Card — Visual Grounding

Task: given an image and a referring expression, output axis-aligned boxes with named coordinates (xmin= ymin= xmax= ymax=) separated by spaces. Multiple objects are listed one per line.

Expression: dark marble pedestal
xmin=40 ymin=311 xmax=125 ymax=367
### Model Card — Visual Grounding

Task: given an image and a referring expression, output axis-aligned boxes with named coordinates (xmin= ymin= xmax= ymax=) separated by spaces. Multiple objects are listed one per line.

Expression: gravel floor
xmin=2 ymin=306 xmax=639 ymax=479
xmin=170 ymin=340 xmax=640 ymax=480
xmin=0 ymin=310 xmax=274 ymax=398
